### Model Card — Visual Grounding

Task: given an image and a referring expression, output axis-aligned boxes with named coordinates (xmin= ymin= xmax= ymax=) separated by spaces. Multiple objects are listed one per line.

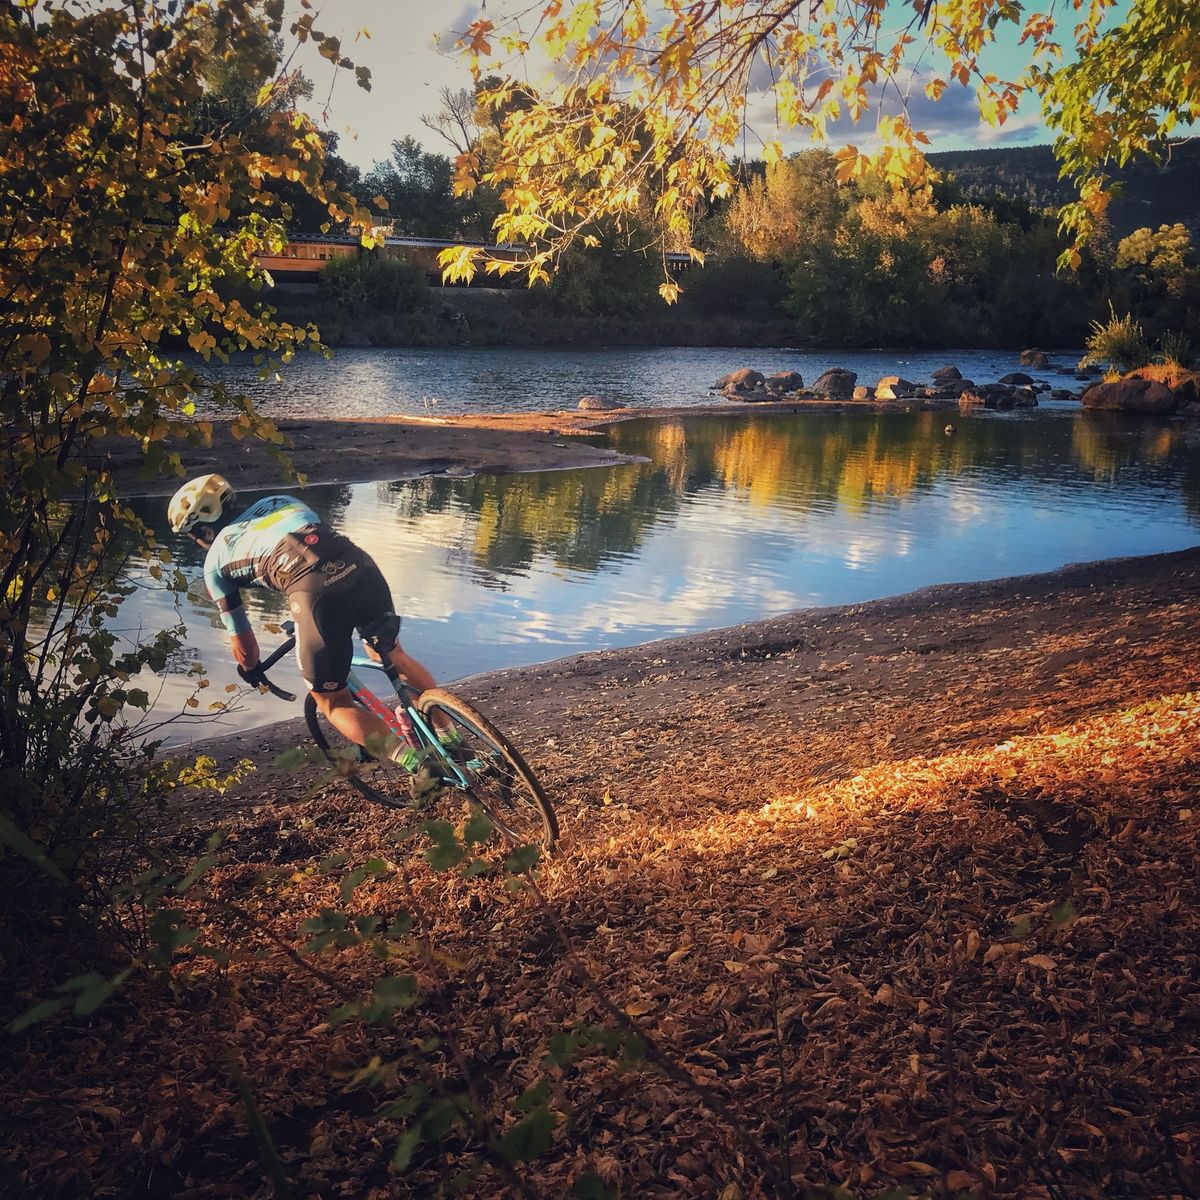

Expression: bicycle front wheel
xmin=303 ymin=692 xmax=420 ymax=811
xmin=417 ymin=688 xmax=558 ymax=850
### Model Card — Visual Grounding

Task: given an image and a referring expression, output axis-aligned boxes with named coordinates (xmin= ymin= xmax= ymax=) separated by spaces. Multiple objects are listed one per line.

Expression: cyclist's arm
xmin=204 ymin=560 xmax=260 ymax=670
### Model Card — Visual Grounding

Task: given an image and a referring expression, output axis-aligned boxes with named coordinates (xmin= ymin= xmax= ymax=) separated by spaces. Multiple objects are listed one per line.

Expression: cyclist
xmin=167 ymin=472 xmax=445 ymax=799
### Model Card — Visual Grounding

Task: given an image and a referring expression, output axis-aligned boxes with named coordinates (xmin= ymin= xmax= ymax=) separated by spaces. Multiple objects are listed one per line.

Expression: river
xmin=112 ymin=385 xmax=1200 ymax=744
xmin=203 ymin=344 xmax=1087 ymax=418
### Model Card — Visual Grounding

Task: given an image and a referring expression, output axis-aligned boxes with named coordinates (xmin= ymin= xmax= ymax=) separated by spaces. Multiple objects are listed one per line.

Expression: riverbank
xmin=102 ymin=389 xmax=1036 ymax=497
xmin=8 ymin=548 xmax=1198 ymax=1198
xmin=196 ymin=544 xmax=1200 ymax=779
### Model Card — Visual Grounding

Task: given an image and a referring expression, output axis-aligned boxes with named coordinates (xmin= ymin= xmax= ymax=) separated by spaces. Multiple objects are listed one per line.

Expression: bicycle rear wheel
xmin=417 ymin=688 xmax=558 ymax=850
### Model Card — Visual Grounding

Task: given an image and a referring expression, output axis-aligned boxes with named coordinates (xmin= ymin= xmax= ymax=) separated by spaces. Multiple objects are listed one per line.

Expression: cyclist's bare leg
xmin=364 ymin=642 xmax=452 ymax=731
xmin=312 ymin=686 xmax=396 ymax=758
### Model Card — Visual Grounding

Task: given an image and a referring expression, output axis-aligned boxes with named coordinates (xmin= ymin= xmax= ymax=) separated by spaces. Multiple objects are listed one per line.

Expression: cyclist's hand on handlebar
xmin=237 ymin=663 xmax=267 ymax=688
xmin=231 ymin=630 xmax=260 ymax=671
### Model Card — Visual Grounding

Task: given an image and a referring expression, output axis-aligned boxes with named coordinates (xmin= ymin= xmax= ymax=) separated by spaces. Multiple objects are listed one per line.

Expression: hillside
xmin=927 ymin=140 xmax=1200 ymax=237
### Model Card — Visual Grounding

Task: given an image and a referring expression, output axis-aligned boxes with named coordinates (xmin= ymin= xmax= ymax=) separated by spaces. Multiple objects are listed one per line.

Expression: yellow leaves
xmin=437 ymin=244 xmax=481 ymax=286
xmin=187 ymin=330 xmax=217 ymax=357
xmin=834 ymin=146 xmax=870 ymax=185
xmin=658 ymin=280 xmax=681 ymax=305
xmin=925 ymin=77 xmax=947 ymax=101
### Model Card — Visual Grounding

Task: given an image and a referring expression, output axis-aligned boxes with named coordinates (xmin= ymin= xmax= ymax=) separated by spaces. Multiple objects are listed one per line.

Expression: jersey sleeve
xmin=203 ymin=548 xmax=251 ymax=635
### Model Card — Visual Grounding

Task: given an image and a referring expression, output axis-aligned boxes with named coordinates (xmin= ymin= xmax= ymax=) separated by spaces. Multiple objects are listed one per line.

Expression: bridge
xmin=259 ymin=232 xmax=695 ymax=287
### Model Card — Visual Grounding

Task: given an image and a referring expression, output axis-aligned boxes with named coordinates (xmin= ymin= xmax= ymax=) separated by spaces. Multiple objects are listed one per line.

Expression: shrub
xmin=1158 ymin=329 xmax=1196 ymax=369
xmin=319 ymin=254 xmax=432 ymax=318
xmin=1081 ymin=304 xmax=1153 ymax=373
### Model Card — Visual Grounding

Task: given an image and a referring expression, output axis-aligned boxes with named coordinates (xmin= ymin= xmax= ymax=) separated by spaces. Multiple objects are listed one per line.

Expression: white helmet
xmin=168 ymin=473 xmax=235 ymax=534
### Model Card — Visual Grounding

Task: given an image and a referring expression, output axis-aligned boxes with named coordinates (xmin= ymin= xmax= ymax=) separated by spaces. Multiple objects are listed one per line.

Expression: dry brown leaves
xmin=4 ymin=554 xmax=1200 ymax=1198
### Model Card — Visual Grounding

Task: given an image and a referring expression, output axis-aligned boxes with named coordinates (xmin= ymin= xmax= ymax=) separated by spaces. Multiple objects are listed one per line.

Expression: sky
xmin=294 ymin=0 xmax=1133 ymax=171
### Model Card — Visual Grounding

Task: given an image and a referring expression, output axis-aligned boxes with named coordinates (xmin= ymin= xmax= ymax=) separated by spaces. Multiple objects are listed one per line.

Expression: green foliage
xmin=319 ymin=253 xmax=432 ymax=319
xmin=708 ymin=153 xmax=1095 ymax=348
xmin=365 ymin=135 xmax=500 ymax=239
xmin=1158 ymin=330 xmax=1196 ymax=369
xmin=1082 ymin=305 xmax=1153 ymax=373
xmin=1041 ymin=0 xmax=1200 ymax=260
xmin=0 ymin=0 xmax=371 ymax=1075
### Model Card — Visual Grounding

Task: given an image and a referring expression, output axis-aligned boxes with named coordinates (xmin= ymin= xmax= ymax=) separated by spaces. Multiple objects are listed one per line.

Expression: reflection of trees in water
xmin=385 ymin=460 xmax=684 ymax=582
xmin=1071 ymin=414 xmax=1200 ymax=524
xmin=121 ymin=414 xmax=1200 ymax=610
xmin=379 ymin=412 xmax=1111 ymax=581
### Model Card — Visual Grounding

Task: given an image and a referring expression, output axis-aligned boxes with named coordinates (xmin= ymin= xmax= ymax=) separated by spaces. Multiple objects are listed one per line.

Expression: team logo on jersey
xmin=304 ymin=533 xmax=319 ymax=546
xmin=322 ymin=681 xmax=340 ymax=691
xmin=290 ymin=601 xmax=301 ymax=613
xmin=321 ymin=559 xmax=345 ymax=574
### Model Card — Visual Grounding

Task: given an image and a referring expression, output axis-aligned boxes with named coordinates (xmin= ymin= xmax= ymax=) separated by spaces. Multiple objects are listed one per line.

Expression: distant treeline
xmin=283 ymin=138 xmax=1198 ymax=351
xmin=927 ymin=141 xmax=1200 ymax=240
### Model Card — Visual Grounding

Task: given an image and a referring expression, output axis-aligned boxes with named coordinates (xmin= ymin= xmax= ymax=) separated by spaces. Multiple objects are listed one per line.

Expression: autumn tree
xmin=0 ymin=0 xmax=369 ymax=910
xmin=440 ymin=0 xmax=1200 ymax=293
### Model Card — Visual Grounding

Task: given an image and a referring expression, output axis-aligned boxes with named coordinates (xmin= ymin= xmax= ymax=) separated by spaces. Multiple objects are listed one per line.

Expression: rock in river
xmin=874 ymin=376 xmax=920 ymax=401
xmin=810 ymin=367 xmax=858 ymax=400
xmin=765 ymin=371 xmax=804 ymax=393
xmin=960 ymin=383 xmax=1038 ymax=410
xmin=714 ymin=368 xmax=765 ymax=395
xmin=578 ymin=395 xmax=621 ymax=411
xmin=1081 ymin=375 xmax=1180 ymax=415
xmin=932 ymin=365 xmax=963 ymax=383
xmin=1020 ymin=349 xmax=1051 ymax=368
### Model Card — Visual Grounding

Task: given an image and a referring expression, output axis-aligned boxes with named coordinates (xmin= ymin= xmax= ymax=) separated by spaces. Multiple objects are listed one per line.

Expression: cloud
xmin=740 ymin=71 xmax=1048 ymax=155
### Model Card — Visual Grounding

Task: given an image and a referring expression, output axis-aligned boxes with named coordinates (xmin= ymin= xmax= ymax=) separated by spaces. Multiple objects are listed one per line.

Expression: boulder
xmin=874 ymin=375 xmax=920 ymax=401
xmin=1050 ymin=389 xmax=1078 ymax=402
xmin=578 ymin=395 xmax=621 ymax=411
xmin=810 ymin=367 xmax=858 ymax=400
xmin=1020 ymin=349 xmax=1051 ymax=368
xmin=714 ymin=368 xmax=765 ymax=394
xmin=927 ymin=378 xmax=974 ymax=397
xmin=852 ymin=385 xmax=873 ymax=401
xmin=764 ymin=370 xmax=804 ymax=393
xmin=1180 ymin=401 xmax=1200 ymax=419
xmin=999 ymin=372 xmax=1035 ymax=386
xmin=1081 ymin=377 xmax=1178 ymax=414
xmin=960 ymin=383 xmax=1038 ymax=410
xmin=932 ymin=364 xmax=963 ymax=383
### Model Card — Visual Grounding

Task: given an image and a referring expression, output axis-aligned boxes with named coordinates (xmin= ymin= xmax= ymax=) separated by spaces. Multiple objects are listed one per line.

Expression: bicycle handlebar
xmin=239 ymin=619 xmax=298 ymax=702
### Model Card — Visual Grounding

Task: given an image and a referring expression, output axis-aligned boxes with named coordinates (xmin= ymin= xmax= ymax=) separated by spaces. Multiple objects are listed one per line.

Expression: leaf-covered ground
xmin=5 ymin=549 xmax=1200 ymax=1198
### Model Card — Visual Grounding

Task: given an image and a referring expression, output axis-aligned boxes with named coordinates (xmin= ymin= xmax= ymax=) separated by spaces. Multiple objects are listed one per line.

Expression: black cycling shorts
xmin=284 ymin=540 xmax=398 ymax=693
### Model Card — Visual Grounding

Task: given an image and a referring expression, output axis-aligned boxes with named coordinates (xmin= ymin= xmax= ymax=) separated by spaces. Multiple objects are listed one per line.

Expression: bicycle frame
xmin=345 ymin=651 xmax=476 ymax=792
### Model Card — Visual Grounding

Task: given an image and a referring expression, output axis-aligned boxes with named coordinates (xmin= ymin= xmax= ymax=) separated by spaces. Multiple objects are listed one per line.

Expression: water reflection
xmin=122 ymin=408 xmax=1200 ymax=741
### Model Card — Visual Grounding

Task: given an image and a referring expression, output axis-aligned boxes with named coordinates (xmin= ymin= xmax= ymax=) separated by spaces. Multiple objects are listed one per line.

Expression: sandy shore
xmin=102 ymin=394 xmax=969 ymax=497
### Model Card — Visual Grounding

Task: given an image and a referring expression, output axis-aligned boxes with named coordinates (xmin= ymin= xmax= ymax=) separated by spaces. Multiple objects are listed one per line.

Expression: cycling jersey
xmin=202 ymin=494 xmax=399 ymax=692
xmin=203 ymin=495 xmax=323 ymax=634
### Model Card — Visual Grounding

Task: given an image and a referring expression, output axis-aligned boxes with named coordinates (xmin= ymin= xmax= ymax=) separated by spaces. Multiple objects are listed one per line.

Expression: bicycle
xmin=244 ymin=617 xmax=558 ymax=849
